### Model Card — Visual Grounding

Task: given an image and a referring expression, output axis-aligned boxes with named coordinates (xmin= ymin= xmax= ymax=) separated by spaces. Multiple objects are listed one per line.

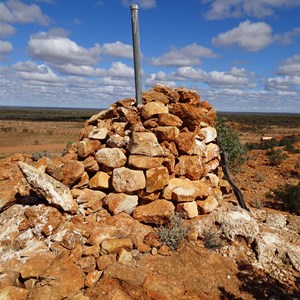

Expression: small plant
xmin=203 ymin=229 xmax=224 ymax=250
xmin=216 ymin=119 xmax=247 ymax=172
xmin=267 ymin=148 xmax=287 ymax=166
xmin=250 ymin=199 xmax=264 ymax=209
xmin=253 ymin=171 xmax=265 ymax=183
xmin=157 ymin=213 xmax=188 ymax=251
xmin=266 ymin=184 xmax=300 ymax=215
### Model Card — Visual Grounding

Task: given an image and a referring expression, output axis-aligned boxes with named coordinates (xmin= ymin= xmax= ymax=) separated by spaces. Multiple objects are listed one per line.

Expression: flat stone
xmin=163 ymin=178 xmax=209 ymax=202
xmin=88 ymin=127 xmax=108 ymax=140
xmin=205 ymin=143 xmax=219 ymax=162
xmin=112 ymin=167 xmax=146 ymax=193
xmin=145 ymin=167 xmax=169 ymax=193
xmin=101 ymin=238 xmax=133 ymax=254
xmin=154 ymin=126 xmax=179 ymax=142
xmin=141 ymin=101 xmax=169 ymax=120
xmin=62 ymin=160 xmax=85 ymax=186
xmin=105 ymin=193 xmax=138 ymax=215
xmin=142 ymin=90 xmax=169 ymax=104
xmin=127 ymin=132 xmax=164 ymax=157
xmin=174 ymin=155 xmax=206 ymax=180
xmin=83 ymin=156 xmax=99 ymax=173
xmin=133 ymin=200 xmax=175 ymax=224
xmin=20 ymin=252 xmax=56 ymax=279
xmin=201 ymin=126 xmax=217 ymax=144
xmin=77 ymin=139 xmax=100 ymax=158
xmin=95 ymin=148 xmax=127 ymax=168
xmin=158 ymin=113 xmax=183 ymax=127
xmin=18 ymin=162 xmax=78 ymax=214
xmin=128 ymin=155 xmax=164 ymax=169
xmin=175 ymin=131 xmax=197 ymax=154
xmin=89 ymin=172 xmax=111 ymax=189
xmin=197 ymin=196 xmax=219 ymax=214
xmin=177 ymin=201 xmax=198 ymax=218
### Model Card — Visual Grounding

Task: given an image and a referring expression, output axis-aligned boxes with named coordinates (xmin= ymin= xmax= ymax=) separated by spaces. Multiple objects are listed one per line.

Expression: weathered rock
xmin=142 ymin=90 xmax=169 ymax=104
xmin=205 ymin=143 xmax=219 ymax=162
xmin=88 ymin=126 xmax=108 ymax=140
xmin=145 ymin=167 xmax=169 ymax=193
xmin=117 ymin=248 xmax=133 ymax=264
xmin=95 ymin=148 xmax=127 ymax=168
xmin=214 ymin=207 xmax=260 ymax=241
xmin=62 ymin=160 xmax=85 ymax=186
xmin=76 ymin=256 xmax=96 ymax=273
xmin=197 ymin=196 xmax=219 ymax=214
xmin=71 ymin=188 xmax=106 ymax=210
xmin=158 ymin=113 xmax=183 ymax=127
xmin=105 ymin=193 xmax=138 ymax=215
xmin=112 ymin=167 xmax=146 ymax=192
xmin=96 ymin=254 xmax=116 ymax=270
xmin=101 ymin=238 xmax=133 ymax=254
xmin=0 ymin=286 xmax=28 ymax=300
xmin=29 ymin=254 xmax=85 ymax=300
xmin=83 ymin=156 xmax=99 ymax=173
xmin=128 ymin=155 xmax=164 ymax=169
xmin=177 ymin=201 xmax=198 ymax=218
xmin=107 ymin=134 xmax=126 ymax=148
xmin=18 ymin=162 xmax=78 ymax=214
xmin=77 ymin=139 xmax=100 ymax=158
xmin=163 ymin=178 xmax=209 ymax=202
xmin=141 ymin=101 xmax=168 ymax=119
xmin=154 ymin=126 xmax=179 ymax=142
xmin=20 ymin=251 xmax=56 ymax=279
xmin=143 ymin=274 xmax=186 ymax=300
xmin=85 ymin=270 xmax=103 ymax=288
xmin=175 ymin=155 xmax=206 ymax=180
xmin=175 ymin=131 xmax=197 ymax=155
xmin=133 ymin=200 xmax=175 ymax=224
xmin=201 ymin=126 xmax=217 ymax=144
xmin=89 ymin=171 xmax=110 ymax=189
xmin=127 ymin=132 xmax=164 ymax=157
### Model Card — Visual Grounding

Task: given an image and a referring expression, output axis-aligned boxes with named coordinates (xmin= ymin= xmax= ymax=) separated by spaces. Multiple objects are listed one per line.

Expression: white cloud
xmin=203 ymin=0 xmax=300 ymax=20
xmin=275 ymin=27 xmax=300 ymax=45
xmin=0 ymin=0 xmax=50 ymax=25
xmin=13 ymin=61 xmax=60 ymax=83
xmin=212 ymin=20 xmax=273 ymax=51
xmin=0 ymin=40 xmax=13 ymax=55
xmin=121 ymin=0 xmax=156 ymax=9
xmin=265 ymin=75 xmax=300 ymax=90
xmin=101 ymin=41 xmax=133 ymax=59
xmin=276 ymin=55 xmax=300 ymax=76
xmin=0 ymin=23 xmax=16 ymax=37
xmin=106 ymin=62 xmax=134 ymax=78
xmin=28 ymin=31 xmax=101 ymax=66
xmin=151 ymin=43 xmax=217 ymax=67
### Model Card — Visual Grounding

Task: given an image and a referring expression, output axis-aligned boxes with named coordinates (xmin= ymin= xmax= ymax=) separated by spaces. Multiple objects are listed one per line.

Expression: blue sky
xmin=0 ymin=0 xmax=299 ymax=112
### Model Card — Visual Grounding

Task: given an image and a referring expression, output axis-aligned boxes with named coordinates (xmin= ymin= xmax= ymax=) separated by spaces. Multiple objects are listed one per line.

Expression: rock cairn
xmin=19 ymin=84 xmax=229 ymax=223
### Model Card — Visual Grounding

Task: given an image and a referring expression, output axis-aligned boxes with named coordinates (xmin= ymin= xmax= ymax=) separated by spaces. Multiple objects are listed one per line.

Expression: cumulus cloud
xmin=275 ymin=27 xmax=300 ymax=45
xmin=265 ymin=75 xmax=300 ymax=91
xmin=13 ymin=61 xmax=60 ymax=83
xmin=101 ymin=41 xmax=133 ymax=59
xmin=121 ymin=0 xmax=156 ymax=9
xmin=0 ymin=40 xmax=13 ymax=56
xmin=150 ymin=43 xmax=217 ymax=67
xmin=0 ymin=0 xmax=50 ymax=25
xmin=0 ymin=23 xmax=16 ymax=37
xmin=276 ymin=55 xmax=300 ymax=76
xmin=212 ymin=20 xmax=273 ymax=51
xmin=28 ymin=31 xmax=101 ymax=66
xmin=203 ymin=0 xmax=300 ymax=20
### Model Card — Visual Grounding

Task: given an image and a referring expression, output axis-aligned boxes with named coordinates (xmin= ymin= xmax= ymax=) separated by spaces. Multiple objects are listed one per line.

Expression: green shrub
xmin=267 ymin=148 xmax=287 ymax=166
xmin=267 ymin=184 xmax=300 ymax=215
xmin=203 ymin=229 xmax=224 ymax=250
xmin=216 ymin=120 xmax=247 ymax=172
xmin=157 ymin=213 xmax=188 ymax=251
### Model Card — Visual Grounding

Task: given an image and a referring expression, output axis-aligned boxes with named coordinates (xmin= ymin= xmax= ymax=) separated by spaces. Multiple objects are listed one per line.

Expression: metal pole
xmin=130 ymin=4 xmax=142 ymax=105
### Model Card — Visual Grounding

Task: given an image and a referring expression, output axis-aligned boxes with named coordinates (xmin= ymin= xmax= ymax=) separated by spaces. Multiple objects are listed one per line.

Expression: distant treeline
xmin=217 ymin=112 xmax=300 ymax=128
xmin=0 ymin=107 xmax=101 ymax=122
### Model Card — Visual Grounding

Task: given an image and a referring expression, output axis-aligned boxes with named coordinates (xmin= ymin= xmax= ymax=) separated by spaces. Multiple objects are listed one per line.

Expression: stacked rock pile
xmin=19 ymin=84 xmax=230 ymax=223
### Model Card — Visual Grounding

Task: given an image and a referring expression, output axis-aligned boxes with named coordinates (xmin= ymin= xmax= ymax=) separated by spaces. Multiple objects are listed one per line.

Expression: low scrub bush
xmin=203 ymin=229 xmax=224 ymax=250
xmin=216 ymin=120 xmax=247 ymax=172
xmin=267 ymin=148 xmax=287 ymax=166
xmin=267 ymin=184 xmax=300 ymax=215
xmin=157 ymin=213 xmax=188 ymax=251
